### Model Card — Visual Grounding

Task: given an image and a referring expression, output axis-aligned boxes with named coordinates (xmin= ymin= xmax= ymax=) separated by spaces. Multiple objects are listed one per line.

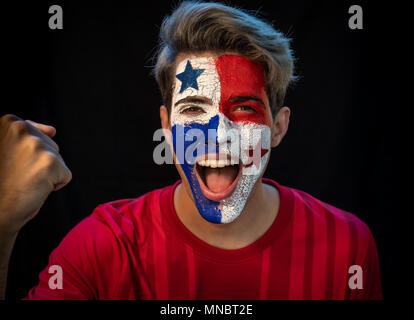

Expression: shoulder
xmin=291 ymin=186 xmax=371 ymax=236
xmin=58 ymin=183 xmax=176 ymax=257
xmin=269 ymin=179 xmax=376 ymax=261
xmin=91 ymin=187 xmax=165 ymax=227
xmin=273 ymin=182 xmax=383 ymax=299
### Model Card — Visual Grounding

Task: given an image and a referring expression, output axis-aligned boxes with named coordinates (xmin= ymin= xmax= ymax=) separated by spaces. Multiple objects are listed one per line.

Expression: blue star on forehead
xmin=176 ymin=60 xmax=205 ymax=93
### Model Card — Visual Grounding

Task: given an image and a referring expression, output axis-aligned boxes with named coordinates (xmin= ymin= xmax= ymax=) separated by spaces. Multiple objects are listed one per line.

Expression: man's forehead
xmin=174 ymin=54 xmax=259 ymax=74
xmin=173 ymin=54 xmax=267 ymax=103
xmin=172 ymin=56 xmax=220 ymax=105
xmin=175 ymin=55 xmax=216 ymax=71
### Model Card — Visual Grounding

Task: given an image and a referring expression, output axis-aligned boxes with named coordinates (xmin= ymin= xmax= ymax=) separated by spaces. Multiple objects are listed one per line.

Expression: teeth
xmin=217 ymin=161 xmax=225 ymax=168
xmin=197 ymin=159 xmax=234 ymax=168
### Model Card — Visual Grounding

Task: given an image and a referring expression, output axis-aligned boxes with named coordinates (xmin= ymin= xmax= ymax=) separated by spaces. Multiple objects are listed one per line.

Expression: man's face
xmin=170 ymin=54 xmax=272 ymax=224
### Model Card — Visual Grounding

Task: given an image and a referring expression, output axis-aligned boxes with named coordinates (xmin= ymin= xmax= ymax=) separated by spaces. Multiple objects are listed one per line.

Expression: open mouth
xmin=194 ymin=154 xmax=242 ymax=202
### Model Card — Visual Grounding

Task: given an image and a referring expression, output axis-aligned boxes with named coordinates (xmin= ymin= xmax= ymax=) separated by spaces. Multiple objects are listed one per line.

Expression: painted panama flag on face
xmin=171 ymin=54 xmax=272 ymax=224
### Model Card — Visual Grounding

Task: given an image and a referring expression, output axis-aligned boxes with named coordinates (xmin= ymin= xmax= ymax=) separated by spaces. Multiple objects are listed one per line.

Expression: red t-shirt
xmin=25 ymin=179 xmax=382 ymax=300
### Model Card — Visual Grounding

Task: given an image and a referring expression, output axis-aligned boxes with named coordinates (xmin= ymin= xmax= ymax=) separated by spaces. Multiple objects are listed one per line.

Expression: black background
xmin=2 ymin=0 xmax=394 ymax=299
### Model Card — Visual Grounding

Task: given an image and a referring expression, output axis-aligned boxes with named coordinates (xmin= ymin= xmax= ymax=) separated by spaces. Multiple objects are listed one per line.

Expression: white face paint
xmin=171 ymin=54 xmax=271 ymax=224
xmin=171 ymin=57 xmax=220 ymax=125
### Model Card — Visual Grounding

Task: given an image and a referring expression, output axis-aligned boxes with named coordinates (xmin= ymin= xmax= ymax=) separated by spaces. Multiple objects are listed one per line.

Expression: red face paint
xmin=215 ymin=55 xmax=272 ymax=127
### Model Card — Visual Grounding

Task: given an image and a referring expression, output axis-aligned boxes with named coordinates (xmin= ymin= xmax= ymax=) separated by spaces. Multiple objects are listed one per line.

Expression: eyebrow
xmin=230 ymin=96 xmax=265 ymax=107
xmin=174 ymin=96 xmax=213 ymax=107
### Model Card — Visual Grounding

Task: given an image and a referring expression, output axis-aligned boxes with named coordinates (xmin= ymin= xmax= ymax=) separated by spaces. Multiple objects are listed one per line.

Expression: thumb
xmin=25 ymin=120 xmax=56 ymax=138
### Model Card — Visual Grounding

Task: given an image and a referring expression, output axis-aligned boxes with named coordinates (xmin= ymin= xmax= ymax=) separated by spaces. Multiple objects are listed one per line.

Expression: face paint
xmin=171 ymin=55 xmax=271 ymax=224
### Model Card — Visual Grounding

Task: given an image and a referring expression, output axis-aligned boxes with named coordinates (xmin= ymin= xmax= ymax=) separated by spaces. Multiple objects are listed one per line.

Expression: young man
xmin=0 ymin=1 xmax=382 ymax=299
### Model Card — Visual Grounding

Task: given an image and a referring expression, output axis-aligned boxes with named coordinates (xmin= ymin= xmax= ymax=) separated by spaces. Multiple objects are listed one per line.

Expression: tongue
xmin=204 ymin=166 xmax=238 ymax=193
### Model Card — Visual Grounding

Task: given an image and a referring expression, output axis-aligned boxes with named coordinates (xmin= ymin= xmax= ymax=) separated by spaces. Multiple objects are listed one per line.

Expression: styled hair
xmin=153 ymin=1 xmax=295 ymax=116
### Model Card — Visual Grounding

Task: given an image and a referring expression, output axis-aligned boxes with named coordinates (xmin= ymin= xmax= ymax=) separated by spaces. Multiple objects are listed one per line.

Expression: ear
xmin=160 ymin=105 xmax=173 ymax=147
xmin=160 ymin=105 xmax=170 ymax=130
xmin=270 ymin=106 xmax=290 ymax=148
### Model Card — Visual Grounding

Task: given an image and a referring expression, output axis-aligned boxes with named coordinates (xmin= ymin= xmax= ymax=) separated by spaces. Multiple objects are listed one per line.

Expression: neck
xmin=174 ymin=179 xmax=280 ymax=249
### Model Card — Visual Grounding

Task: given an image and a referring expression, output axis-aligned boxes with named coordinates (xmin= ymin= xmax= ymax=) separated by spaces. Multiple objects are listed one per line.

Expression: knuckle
xmin=39 ymin=151 xmax=58 ymax=170
xmin=26 ymin=135 xmax=43 ymax=152
xmin=10 ymin=120 xmax=29 ymax=136
xmin=0 ymin=114 xmax=19 ymax=125
xmin=65 ymin=168 xmax=73 ymax=183
xmin=53 ymin=163 xmax=72 ymax=191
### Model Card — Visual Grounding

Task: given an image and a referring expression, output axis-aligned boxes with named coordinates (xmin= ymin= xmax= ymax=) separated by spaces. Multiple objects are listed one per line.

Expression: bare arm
xmin=0 ymin=115 xmax=71 ymax=299
xmin=0 ymin=229 xmax=17 ymax=299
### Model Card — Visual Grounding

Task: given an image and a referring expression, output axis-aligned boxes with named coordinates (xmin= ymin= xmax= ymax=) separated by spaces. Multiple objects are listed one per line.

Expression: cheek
xmin=239 ymin=125 xmax=268 ymax=147
xmin=237 ymin=122 xmax=271 ymax=170
xmin=171 ymin=115 xmax=221 ymax=165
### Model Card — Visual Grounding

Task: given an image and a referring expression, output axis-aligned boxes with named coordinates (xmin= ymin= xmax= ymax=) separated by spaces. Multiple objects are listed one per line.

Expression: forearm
xmin=0 ymin=115 xmax=71 ymax=299
xmin=0 ymin=227 xmax=18 ymax=300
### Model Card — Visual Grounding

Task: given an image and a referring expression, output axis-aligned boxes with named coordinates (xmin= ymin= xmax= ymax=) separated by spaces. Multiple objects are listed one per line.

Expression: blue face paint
xmin=172 ymin=115 xmax=222 ymax=223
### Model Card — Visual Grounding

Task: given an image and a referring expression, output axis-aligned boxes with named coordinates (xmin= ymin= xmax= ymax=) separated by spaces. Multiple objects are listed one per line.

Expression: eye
xmin=232 ymin=105 xmax=257 ymax=113
xmin=180 ymin=105 xmax=206 ymax=116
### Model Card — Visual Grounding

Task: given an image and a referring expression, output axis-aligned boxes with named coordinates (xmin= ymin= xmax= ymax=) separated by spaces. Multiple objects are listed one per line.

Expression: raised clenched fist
xmin=0 ymin=114 xmax=72 ymax=235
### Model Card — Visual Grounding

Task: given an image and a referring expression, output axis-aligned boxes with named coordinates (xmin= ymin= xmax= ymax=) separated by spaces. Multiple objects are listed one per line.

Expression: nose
xmin=216 ymin=113 xmax=240 ymax=160
xmin=217 ymin=113 xmax=232 ymax=145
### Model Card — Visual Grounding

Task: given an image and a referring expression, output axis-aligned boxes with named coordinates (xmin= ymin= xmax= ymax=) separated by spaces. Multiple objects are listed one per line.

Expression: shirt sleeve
xmin=361 ymin=231 xmax=383 ymax=299
xmin=23 ymin=215 xmax=112 ymax=300
xmin=350 ymin=225 xmax=383 ymax=300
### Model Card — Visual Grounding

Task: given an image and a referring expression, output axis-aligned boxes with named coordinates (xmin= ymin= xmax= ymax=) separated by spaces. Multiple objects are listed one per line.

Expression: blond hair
xmin=153 ymin=1 xmax=295 ymax=116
